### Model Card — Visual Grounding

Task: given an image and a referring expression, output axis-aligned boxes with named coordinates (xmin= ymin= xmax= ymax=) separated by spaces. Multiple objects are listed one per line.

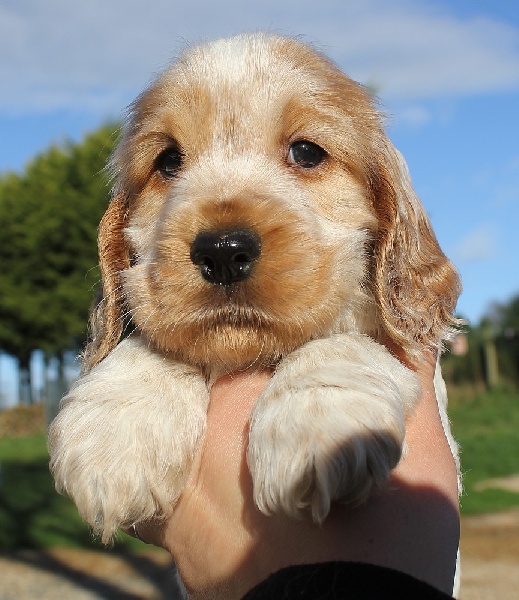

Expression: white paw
xmin=247 ymin=334 xmax=419 ymax=522
xmin=48 ymin=337 xmax=209 ymax=543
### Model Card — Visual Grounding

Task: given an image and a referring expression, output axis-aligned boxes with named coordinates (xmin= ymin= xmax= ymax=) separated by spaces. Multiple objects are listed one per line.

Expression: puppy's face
xmin=114 ymin=36 xmax=379 ymax=369
xmin=93 ymin=34 xmax=460 ymax=372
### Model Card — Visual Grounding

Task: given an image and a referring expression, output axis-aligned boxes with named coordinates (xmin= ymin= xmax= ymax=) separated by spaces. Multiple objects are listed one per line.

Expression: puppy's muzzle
xmin=190 ymin=229 xmax=261 ymax=286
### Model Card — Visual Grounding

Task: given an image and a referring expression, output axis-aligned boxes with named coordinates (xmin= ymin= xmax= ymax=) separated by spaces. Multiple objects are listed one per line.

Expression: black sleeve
xmin=242 ymin=561 xmax=454 ymax=599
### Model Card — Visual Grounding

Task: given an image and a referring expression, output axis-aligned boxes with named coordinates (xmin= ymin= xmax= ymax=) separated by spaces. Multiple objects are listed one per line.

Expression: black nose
xmin=190 ymin=229 xmax=261 ymax=285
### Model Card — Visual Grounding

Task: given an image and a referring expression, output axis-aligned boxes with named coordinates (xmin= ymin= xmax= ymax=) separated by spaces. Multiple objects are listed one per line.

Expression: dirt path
xmin=1 ymin=510 xmax=518 ymax=599
xmin=458 ymin=509 xmax=519 ymax=599
xmin=0 ymin=547 xmax=184 ymax=599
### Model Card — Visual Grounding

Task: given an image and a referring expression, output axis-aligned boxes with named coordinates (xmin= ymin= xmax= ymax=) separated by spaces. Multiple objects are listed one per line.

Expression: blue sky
xmin=1 ymin=0 xmax=518 ymax=328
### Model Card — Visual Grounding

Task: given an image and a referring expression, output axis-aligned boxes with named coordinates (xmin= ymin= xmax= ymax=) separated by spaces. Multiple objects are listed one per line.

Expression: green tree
xmin=443 ymin=295 xmax=519 ymax=391
xmin=441 ymin=318 xmax=485 ymax=389
xmin=490 ymin=294 xmax=519 ymax=385
xmin=0 ymin=124 xmax=118 ymax=402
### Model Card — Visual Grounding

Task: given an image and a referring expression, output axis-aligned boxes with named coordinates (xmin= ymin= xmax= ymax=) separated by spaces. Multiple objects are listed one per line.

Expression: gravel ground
xmin=1 ymin=510 xmax=518 ymax=599
xmin=458 ymin=509 xmax=519 ymax=600
xmin=0 ymin=548 xmax=185 ymax=599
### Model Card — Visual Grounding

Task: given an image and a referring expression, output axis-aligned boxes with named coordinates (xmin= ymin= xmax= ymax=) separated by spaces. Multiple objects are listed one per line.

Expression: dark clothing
xmin=243 ymin=562 xmax=454 ymax=599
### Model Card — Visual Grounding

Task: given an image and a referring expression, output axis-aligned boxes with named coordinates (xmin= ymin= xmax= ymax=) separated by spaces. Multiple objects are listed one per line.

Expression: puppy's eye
xmin=155 ymin=147 xmax=183 ymax=179
xmin=287 ymin=141 xmax=326 ymax=168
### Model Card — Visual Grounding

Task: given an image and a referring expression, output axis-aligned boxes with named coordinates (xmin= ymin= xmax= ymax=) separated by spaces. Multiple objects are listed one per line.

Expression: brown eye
xmin=155 ymin=147 xmax=183 ymax=178
xmin=287 ymin=141 xmax=326 ymax=168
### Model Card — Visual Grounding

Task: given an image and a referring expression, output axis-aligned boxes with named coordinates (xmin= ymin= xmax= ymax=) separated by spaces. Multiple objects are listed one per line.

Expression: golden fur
xmin=49 ymin=33 xmax=461 ymax=547
xmin=85 ymin=33 xmax=460 ymax=372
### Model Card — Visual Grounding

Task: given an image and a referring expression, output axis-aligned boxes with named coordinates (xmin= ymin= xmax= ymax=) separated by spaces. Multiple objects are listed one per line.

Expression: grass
xmin=0 ymin=431 xmax=146 ymax=551
xmin=448 ymin=387 xmax=519 ymax=514
xmin=1 ymin=387 xmax=518 ymax=549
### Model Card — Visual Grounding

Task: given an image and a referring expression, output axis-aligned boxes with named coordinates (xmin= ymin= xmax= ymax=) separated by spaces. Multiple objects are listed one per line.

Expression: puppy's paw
xmin=48 ymin=337 xmax=209 ymax=544
xmin=247 ymin=334 xmax=419 ymax=522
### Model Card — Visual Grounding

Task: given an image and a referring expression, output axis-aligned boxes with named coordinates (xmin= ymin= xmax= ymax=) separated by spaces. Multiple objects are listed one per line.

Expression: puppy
xmin=48 ymin=33 xmax=461 ymax=544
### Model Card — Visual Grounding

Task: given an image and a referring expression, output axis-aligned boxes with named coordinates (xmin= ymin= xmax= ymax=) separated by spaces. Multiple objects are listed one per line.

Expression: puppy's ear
xmin=371 ymin=140 xmax=461 ymax=354
xmin=83 ymin=194 xmax=130 ymax=372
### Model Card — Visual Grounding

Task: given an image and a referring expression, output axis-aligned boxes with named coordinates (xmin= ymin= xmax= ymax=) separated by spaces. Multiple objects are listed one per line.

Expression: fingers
xmin=123 ymin=370 xmax=272 ymax=559
xmin=124 ymin=520 xmax=164 ymax=547
xmin=185 ymin=369 xmax=272 ymax=517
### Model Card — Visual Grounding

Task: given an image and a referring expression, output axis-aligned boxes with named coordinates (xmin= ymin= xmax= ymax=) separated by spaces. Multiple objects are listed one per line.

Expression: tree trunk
xmin=18 ymin=354 xmax=33 ymax=405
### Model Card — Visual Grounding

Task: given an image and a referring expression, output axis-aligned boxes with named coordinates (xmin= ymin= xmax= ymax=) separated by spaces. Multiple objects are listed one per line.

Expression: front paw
xmin=247 ymin=334 xmax=419 ymax=522
xmin=48 ymin=337 xmax=209 ymax=543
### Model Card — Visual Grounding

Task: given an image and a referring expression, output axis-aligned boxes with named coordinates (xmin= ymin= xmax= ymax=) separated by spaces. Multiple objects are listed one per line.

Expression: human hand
xmin=133 ymin=353 xmax=459 ymax=599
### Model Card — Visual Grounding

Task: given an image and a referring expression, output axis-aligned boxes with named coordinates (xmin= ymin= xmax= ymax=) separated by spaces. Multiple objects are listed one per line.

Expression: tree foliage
xmin=490 ymin=295 xmax=519 ymax=384
xmin=0 ymin=124 xmax=118 ymax=379
xmin=442 ymin=293 xmax=519 ymax=390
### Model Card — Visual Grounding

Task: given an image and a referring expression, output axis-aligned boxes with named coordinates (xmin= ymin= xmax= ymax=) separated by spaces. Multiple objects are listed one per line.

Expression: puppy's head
xmin=86 ymin=33 xmax=460 ymax=372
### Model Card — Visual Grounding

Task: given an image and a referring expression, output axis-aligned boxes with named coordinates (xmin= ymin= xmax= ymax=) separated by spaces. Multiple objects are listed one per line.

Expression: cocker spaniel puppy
xmin=48 ymin=33 xmax=461 ymax=544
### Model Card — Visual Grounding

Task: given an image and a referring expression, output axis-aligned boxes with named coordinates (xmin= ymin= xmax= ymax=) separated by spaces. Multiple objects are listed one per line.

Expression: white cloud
xmin=0 ymin=0 xmax=518 ymax=115
xmin=329 ymin=9 xmax=519 ymax=99
xmin=393 ymin=105 xmax=433 ymax=128
xmin=453 ymin=224 xmax=499 ymax=263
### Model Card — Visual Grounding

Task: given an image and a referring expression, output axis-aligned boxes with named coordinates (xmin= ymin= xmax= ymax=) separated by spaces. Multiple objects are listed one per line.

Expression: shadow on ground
xmin=1 ymin=547 xmax=185 ymax=599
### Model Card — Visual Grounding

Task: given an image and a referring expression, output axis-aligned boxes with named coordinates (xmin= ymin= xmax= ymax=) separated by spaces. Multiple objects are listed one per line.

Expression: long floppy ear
xmin=82 ymin=194 xmax=130 ymax=372
xmin=371 ymin=140 xmax=462 ymax=355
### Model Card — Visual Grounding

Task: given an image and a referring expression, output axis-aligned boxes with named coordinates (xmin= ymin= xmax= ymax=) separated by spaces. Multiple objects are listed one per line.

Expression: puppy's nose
xmin=190 ymin=229 xmax=261 ymax=285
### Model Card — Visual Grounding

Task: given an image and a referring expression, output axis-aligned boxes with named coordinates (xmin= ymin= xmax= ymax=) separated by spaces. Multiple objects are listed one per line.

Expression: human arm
xmin=136 ymin=353 xmax=459 ymax=599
